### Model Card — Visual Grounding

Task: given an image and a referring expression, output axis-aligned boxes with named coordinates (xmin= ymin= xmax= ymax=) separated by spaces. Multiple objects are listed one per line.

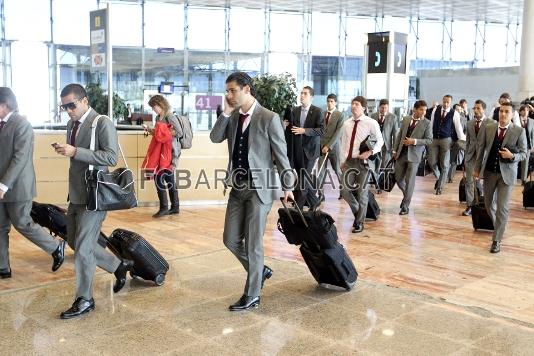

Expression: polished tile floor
xmin=1 ymin=171 xmax=534 ymax=355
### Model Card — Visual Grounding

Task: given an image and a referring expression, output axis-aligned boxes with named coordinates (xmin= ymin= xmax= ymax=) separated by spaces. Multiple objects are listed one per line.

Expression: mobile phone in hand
xmin=51 ymin=142 xmax=59 ymax=149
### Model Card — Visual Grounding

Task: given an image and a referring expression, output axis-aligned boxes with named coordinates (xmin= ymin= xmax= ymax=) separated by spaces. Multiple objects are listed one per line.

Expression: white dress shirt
xmin=222 ymin=100 xmax=257 ymax=133
xmin=430 ymin=106 xmax=466 ymax=141
xmin=340 ymin=114 xmax=384 ymax=165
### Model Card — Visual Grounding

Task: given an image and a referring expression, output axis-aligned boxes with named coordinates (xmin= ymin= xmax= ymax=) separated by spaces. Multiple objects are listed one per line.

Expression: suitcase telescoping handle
xmin=279 ymin=197 xmax=309 ymax=228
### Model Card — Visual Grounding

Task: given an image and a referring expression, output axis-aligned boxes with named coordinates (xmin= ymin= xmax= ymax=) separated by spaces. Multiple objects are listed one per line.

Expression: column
xmin=519 ymin=0 xmax=534 ymax=99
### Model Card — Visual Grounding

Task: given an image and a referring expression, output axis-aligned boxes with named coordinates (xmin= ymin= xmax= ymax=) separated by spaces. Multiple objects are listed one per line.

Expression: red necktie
xmin=475 ymin=120 xmax=481 ymax=134
xmin=409 ymin=119 xmax=418 ymax=131
xmin=380 ymin=114 xmax=385 ymax=124
xmin=325 ymin=112 xmax=331 ymax=126
xmin=346 ymin=120 xmax=360 ymax=160
xmin=70 ymin=120 xmax=81 ymax=146
xmin=239 ymin=113 xmax=249 ymax=132
xmin=498 ymin=127 xmax=506 ymax=142
xmin=0 ymin=120 xmax=5 ymax=132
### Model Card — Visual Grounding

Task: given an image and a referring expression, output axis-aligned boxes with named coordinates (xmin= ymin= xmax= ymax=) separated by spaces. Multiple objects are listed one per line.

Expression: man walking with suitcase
xmin=211 ymin=72 xmax=295 ymax=311
xmin=340 ymin=96 xmax=383 ymax=233
xmin=474 ymin=102 xmax=528 ymax=253
xmin=54 ymin=84 xmax=132 ymax=319
xmin=0 ymin=87 xmax=66 ymax=279
xmin=462 ymin=100 xmax=488 ymax=216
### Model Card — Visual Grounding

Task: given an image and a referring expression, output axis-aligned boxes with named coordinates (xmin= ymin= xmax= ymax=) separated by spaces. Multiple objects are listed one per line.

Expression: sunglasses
xmin=59 ymin=98 xmax=82 ymax=111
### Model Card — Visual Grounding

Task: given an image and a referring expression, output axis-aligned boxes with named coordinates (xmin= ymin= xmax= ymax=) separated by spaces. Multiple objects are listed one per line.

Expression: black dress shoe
xmin=462 ymin=207 xmax=472 ymax=216
xmin=229 ymin=295 xmax=260 ymax=311
xmin=0 ymin=268 xmax=11 ymax=279
xmin=168 ymin=206 xmax=180 ymax=215
xmin=113 ymin=260 xmax=133 ymax=293
xmin=435 ymin=188 xmax=442 ymax=195
xmin=60 ymin=297 xmax=95 ymax=319
xmin=490 ymin=241 xmax=501 ymax=254
xmin=152 ymin=209 xmax=170 ymax=218
xmin=399 ymin=206 xmax=409 ymax=215
xmin=318 ymin=193 xmax=325 ymax=202
xmin=261 ymin=265 xmax=273 ymax=288
xmin=51 ymin=240 xmax=66 ymax=272
xmin=352 ymin=223 xmax=364 ymax=233
xmin=434 ymin=180 xmax=439 ymax=190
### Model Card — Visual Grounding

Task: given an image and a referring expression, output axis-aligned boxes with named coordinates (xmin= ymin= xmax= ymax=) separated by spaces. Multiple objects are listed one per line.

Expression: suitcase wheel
xmin=154 ymin=273 xmax=165 ymax=286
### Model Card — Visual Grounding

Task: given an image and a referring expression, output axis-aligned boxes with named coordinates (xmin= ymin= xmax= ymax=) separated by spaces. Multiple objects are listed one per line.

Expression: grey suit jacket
xmin=475 ymin=121 xmax=528 ymax=186
xmin=393 ymin=116 xmax=433 ymax=163
xmin=522 ymin=118 xmax=534 ymax=150
xmin=465 ymin=118 xmax=488 ymax=162
xmin=210 ymin=102 xmax=296 ymax=205
xmin=291 ymin=104 xmax=325 ymax=161
xmin=0 ymin=113 xmax=36 ymax=202
xmin=320 ymin=109 xmax=344 ymax=150
xmin=66 ymin=108 xmax=118 ymax=205
xmin=371 ymin=112 xmax=398 ymax=151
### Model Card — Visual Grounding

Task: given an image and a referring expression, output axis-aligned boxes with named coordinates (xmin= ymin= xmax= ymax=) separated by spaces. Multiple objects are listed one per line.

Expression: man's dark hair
xmin=444 ymin=94 xmax=453 ymax=100
xmin=303 ymin=86 xmax=314 ymax=97
xmin=225 ymin=72 xmax=256 ymax=98
xmin=326 ymin=93 xmax=337 ymax=102
xmin=352 ymin=96 xmax=367 ymax=108
xmin=459 ymin=98 xmax=467 ymax=105
xmin=453 ymin=103 xmax=460 ymax=110
xmin=474 ymin=99 xmax=487 ymax=109
xmin=60 ymin=83 xmax=87 ymax=99
xmin=379 ymin=99 xmax=389 ymax=106
xmin=499 ymin=92 xmax=511 ymax=100
xmin=500 ymin=101 xmax=514 ymax=110
xmin=414 ymin=100 xmax=427 ymax=109
xmin=519 ymin=104 xmax=529 ymax=113
xmin=0 ymin=87 xmax=18 ymax=111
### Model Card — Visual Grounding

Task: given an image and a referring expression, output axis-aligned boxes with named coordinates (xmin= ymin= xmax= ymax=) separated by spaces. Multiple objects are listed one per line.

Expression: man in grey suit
xmin=474 ymin=102 xmax=528 ymax=253
xmin=285 ymin=86 xmax=324 ymax=209
xmin=447 ymin=104 xmax=468 ymax=183
xmin=340 ymin=96 xmax=383 ymax=233
xmin=392 ymin=100 xmax=433 ymax=215
xmin=317 ymin=93 xmax=344 ymax=202
xmin=428 ymin=95 xmax=466 ymax=195
xmin=0 ymin=87 xmax=65 ymax=279
xmin=371 ymin=99 xmax=398 ymax=170
xmin=211 ymin=72 xmax=295 ymax=311
xmin=519 ymin=105 xmax=534 ymax=184
xmin=54 ymin=84 xmax=132 ymax=319
xmin=462 ymin=100 xmax=488 ymax=216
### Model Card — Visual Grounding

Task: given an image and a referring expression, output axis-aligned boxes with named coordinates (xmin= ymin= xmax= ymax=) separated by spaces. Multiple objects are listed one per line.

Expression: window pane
xmin=311 ymin=12 xmax=340 ymax=56
xmin=268 ymin=53 xmax=299 ymax=78
xmin=145 ymin=2 xmax=184 ymax=49
xmin=229 ymin=8 xmax=265 ymax=53
xmin=110 ymin=3 xmax=142 ymax=47
xmin=450 ymin=21 xmax=476 ymax=62
xmin=188 ymin=8 xmax=226 ymax=51
xmin=11 ymin=42 xmax=50 ymax=124
xmin=53 ymin=0 xmax=95 ymax=45
xmin=417 ymin=20 xmax=443 ymax=60
xmin=478 ymin=24 xmax=511 ymax=67
xmin=5 ymin=0 xmax=51 ymax=41
xmin=270 ymin=13 xmax=303 ymax=53
xmin=346 ymin=17 xmax=375 ymax=56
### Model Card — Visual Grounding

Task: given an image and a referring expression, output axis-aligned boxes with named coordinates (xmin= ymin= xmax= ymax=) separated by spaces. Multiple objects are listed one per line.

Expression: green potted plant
xmin=85 ymin=82 xmax=127 ymax=121
xmin=252 ymin=72 xmax=298 ymax=117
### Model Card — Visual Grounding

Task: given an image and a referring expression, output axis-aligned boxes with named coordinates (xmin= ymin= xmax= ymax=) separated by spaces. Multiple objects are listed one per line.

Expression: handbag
xmin=359 ymin=135 xmax=378 ymax=161
xmin=85 ymin=115 xmax=138 ymax=211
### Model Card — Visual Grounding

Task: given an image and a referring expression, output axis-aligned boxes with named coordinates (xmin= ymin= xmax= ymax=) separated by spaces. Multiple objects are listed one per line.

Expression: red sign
xmin=195 ymin=95 xmax=222 ymax=111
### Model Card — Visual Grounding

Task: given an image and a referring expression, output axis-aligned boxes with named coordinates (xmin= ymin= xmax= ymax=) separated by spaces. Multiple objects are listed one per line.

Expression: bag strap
xmin=88 ymin=115 xmax=128 ymax=170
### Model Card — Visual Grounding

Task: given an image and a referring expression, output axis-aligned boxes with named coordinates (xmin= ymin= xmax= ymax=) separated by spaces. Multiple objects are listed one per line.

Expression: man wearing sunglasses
xmin=0 ymin=87 xmax=66 ymax=279
xmin=54 ymin=84 xmax=132 ymax=319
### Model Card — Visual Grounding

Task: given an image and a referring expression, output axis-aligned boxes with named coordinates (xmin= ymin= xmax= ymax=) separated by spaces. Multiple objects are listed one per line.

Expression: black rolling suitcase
xmin=107 ymin=229 xmax=169 ymax=286
xmin=459 ymin=177 xmax=467 ymax=202
xmin=277 ymin=198 xmax=357 ymax=290
xmin=366 ymin=190 xmax=380 ymax=220
xmin=471 ymin=183 xmax=494 ymax=231
xmin=31 ymin=202 xmax=107 ymax=247
xmin=523 ymin=176 xmax=534 ymax=209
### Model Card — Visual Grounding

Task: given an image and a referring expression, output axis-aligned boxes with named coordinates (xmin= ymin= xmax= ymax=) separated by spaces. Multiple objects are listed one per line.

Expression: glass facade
xmin=0 ymin=0 xmax=523 ymax=127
